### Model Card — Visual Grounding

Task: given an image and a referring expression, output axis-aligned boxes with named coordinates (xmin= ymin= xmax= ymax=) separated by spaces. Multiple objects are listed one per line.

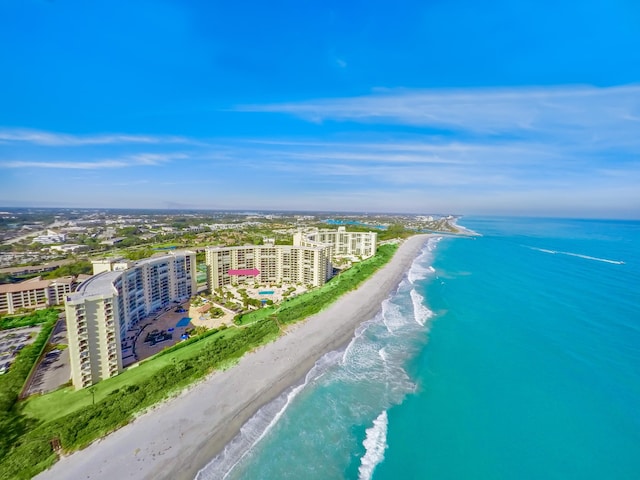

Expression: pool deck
xmin=123 ymin=304 xmax=194 ymax=365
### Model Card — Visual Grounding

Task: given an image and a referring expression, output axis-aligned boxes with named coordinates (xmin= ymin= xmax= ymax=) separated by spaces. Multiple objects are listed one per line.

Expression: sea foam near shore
xmin=199 ymin=238 xmax=440 ymax=480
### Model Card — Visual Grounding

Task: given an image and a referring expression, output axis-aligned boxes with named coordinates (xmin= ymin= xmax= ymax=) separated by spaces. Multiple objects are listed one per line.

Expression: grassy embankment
xmin=0 ymin=308 xmax=60 ymax=330
xmin=0 ymin=312 xmax=58 ymax=475
xmin=0 ymin=243 xmax=398 ymax=479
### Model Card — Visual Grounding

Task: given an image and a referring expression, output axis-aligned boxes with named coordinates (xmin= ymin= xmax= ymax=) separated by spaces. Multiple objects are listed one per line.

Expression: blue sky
xmin=1 ymin=0 xmax=639 ymax=218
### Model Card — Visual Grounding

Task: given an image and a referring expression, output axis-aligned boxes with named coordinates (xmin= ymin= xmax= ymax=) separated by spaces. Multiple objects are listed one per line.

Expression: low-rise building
xmin=0 ymin=276 xmax=75 ymax=314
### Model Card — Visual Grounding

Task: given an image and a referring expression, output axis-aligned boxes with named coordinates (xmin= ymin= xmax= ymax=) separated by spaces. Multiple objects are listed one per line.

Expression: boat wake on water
xmin=526 ymin=246 xmax=625 ymax=264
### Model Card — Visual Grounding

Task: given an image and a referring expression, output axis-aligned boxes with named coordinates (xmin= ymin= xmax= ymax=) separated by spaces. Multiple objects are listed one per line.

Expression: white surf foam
xmin=378 ymin=347 xmax=388 ymax=364
xmin=527 ymin=246 xmax=625 ymax=265
xmin=358 ymin=410 xmax=389 ymax=480
xmin=196 ymin=350 xmax=343 ymax=480
xmin=381 ymin=298 xmax=406 ymax=333
xmin=407 ymin=237 xmax=440 ymax=284
xmin=343 ymin=319 xmax=374 ymax=362
xmin=410 ymin=289 xmax=434 ymax=326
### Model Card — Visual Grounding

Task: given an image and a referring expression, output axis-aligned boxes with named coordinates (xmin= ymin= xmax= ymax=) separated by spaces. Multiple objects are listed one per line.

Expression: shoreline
xmin=37 ymin=234 xmax=432 ymax=480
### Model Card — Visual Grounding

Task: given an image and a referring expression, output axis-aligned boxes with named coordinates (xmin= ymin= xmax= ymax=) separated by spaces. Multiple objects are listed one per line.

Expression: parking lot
xmin=0 ymin=325 xmax=41 ymax=375
xmin=23 ymin=317 xmax=71 ymax=396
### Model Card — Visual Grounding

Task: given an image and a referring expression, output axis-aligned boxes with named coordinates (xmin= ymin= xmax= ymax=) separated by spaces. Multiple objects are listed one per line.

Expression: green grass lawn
xmin=0 ymin=308 xmax=59 ymax=330
xmin=149 ymin=242 xmax=178 ymax=249
xmin=21 ymin=327 xmax=242 ymax=423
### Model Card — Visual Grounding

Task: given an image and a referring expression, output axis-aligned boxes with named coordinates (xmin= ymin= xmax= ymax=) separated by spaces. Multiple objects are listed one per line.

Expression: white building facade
xmin=65 ymin=251 xmax=196 ymax=389
xmin=205 ymin=244 xmax=331 ymax=291
xmin=293 ymin=226 xmax=377 ymax=260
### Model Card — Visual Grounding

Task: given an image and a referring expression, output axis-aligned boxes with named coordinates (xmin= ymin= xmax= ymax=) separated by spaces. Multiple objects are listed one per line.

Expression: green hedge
xmin=0 ymin=308 xmax=59 ymax=330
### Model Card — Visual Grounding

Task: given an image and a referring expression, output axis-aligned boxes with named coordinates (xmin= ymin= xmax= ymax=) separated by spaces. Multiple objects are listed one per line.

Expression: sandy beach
xmin=37 ymin=234 xmax=430 ymax=480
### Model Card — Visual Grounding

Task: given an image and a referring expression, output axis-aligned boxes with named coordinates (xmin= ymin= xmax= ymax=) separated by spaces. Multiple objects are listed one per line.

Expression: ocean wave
xmin=410 ymin=289 xmax=434 ymax=326
xmin=358 ymin=410 xmax=389 ymax=480
xmin=527 ymin=246 xmax=625 ymax=265
xmin=378 ymin=347 xmax=388 ymax=364
xmin=327 ymin=298 xmax=422 ymax=407
xmin=196 ymin=351 xmax=343 ymax=480
xmin=381 ymin=298 xmax=406 ymax=333
xmin=407 ymin=237 xmax=440 ymax=284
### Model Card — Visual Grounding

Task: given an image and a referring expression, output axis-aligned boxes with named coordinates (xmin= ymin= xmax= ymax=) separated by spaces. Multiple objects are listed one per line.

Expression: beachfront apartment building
xmin=0 ymin=276 xmax=74 ymax=314
xmin=65 ymin=251 xmax=196 ymax=389
xmin=205 ymin=244 xmax=331 ymax=291
xmin=205 ymin=228 xmax=377 ymax=292
xmin=293 ymin=226 xmax=378 ymax=260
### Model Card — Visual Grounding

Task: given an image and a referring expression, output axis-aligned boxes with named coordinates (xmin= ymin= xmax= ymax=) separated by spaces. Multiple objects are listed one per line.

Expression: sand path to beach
xmin=37 ymin=234 xmax=430 ymax=480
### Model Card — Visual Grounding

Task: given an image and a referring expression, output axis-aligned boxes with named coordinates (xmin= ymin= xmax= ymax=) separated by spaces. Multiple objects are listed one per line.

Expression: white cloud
xmin=1 ymin=84 xmax=638 ymax=217
xmin=2 ymin=160 xmax=130 ymax=169
xmin=236 ymin=84 xmax=640 ymax=141
xmin=0 ymin=152 xmax=188 ymax=169
xmin=0 ymin=128 xmax=194 ymax=146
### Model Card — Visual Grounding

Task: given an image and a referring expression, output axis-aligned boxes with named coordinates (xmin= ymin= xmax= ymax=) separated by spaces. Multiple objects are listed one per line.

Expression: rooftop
xmin=0 ymin=279 xmax=52 ymax=294
xmin=68 ymin=270 xmax=121 ymax=301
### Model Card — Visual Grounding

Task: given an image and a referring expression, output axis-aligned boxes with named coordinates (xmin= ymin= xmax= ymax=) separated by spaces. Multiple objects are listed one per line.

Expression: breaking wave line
xmin=358 ymin=410 xmax=389 ymax=480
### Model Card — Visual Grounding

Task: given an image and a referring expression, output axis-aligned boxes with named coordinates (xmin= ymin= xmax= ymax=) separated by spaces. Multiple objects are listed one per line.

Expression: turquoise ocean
xmin=197 ymin=217 xmax=640 ymax=480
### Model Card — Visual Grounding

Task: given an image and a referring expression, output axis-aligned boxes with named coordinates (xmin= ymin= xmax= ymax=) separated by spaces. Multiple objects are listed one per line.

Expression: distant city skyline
xmin=1 ymin=1 xmax=639 ymax=219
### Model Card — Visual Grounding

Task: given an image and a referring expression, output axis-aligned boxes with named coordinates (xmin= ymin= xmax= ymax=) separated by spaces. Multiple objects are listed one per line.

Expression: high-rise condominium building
xmin=205 ymin=244 xmax=331 ymax=291
xmin=293 ymin=226 xmax=377 ymax=260
xmin=65 ymin=251 xmax=196 ymax=389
